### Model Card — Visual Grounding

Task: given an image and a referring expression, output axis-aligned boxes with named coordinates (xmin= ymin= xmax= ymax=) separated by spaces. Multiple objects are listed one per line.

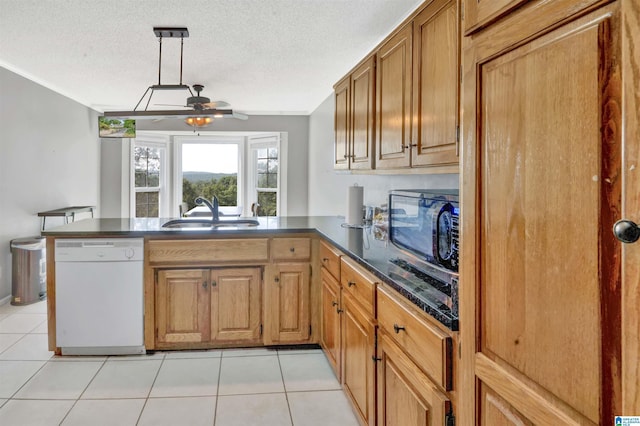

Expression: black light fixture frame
xmin=131 ymin=27 xmax=193 ymax=112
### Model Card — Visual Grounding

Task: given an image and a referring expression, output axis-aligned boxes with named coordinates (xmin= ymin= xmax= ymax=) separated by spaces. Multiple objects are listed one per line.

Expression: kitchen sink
xmin=162 ymin=218 xmax=260 ymax=229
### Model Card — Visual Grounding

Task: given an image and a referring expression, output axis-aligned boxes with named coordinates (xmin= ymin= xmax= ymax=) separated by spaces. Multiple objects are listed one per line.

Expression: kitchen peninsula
xmin=42 ymin=215 xmax=459 ymax=425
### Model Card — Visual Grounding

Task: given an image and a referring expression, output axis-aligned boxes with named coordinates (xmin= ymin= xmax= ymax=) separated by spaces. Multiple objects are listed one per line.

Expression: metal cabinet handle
xmin=274 ymin=277 xmax=280 ymax=283
xmin=290 ymin=247 xmax=295 ymax=252
xmin=322 ymin=257 xmax=329 ymax=263
xmin=613 ymin=219 xmax=640 ymax=243
xmin=202 ymin=281 xmax=208 ymax=289
xmin=337 ymin=309 xmax=343 ymax=314
xmin=211 ymin=280 xmax=217 ymax=287
xmin=347 ymin=281 xmax=356 ymax=287
xmin=393 ymin=324 xmax=406 ymax=334
xmin=332 ymin=301 xmax=338 ymax=307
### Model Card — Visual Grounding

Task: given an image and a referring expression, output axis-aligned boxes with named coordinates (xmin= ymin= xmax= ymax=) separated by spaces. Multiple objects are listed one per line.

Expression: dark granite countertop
xmin=42 ymin=216 xmax=457 ymax=330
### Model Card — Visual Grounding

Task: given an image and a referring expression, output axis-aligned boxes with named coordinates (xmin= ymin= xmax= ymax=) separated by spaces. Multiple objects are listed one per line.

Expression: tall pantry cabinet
xmin=459 ymin=0 xmax=640 ymax=424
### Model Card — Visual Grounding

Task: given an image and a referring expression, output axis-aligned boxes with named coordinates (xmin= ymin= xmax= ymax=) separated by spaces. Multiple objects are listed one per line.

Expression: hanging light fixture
xmin=185 ymin=116 xmax=212 ymax=127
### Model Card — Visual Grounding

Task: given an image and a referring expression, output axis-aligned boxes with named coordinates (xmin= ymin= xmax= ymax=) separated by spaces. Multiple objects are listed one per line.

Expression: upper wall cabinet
xmin=375 ymin=23 xmax=413 ymax=169
xmin=334 ymin=0 xmax=460 ymax=173
xmin=411 ymin=0 xmax=459 ymax=168
xmin=463 ymin=0 xmax=527 ymax=34
xmin=333 ymin=55 xmax=376 ymax=170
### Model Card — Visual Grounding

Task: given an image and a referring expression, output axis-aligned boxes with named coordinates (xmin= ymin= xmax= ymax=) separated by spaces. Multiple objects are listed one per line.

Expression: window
xmin=134 ymin=145 xmax=162 ymax=217
xmin=249 ymin=136 xmax=280 ymax=217
xmin=132 ymin=134 xmax=168 ymax=218
xmin=175 ymin=137 xmax=243 ymax=216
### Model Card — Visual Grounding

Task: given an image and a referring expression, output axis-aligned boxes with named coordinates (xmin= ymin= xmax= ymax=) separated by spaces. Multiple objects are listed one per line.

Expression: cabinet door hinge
xmin=309 ymin=264 xmax=312 ymax=277
xmin=446 ymin=413 xmax=455 ymax=426
xmin=154 ymin=269 xmax=158 ymax=283
xmin=309 ymin=324 xmax=312 ymax=335
xmin=260 ymin=324 xmax=263 ymax=336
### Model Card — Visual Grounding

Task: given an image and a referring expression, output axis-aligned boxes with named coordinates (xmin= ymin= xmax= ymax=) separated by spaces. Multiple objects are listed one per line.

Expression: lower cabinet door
xmin=377 ymin=332 xmax=450 ymax=426
xmin=210 ymin=267 xmax=262 ymax=343
xmin=342 ymin=294 xmax=376 ymax=426
xmin=265 ymin=263 xmax=311 ymax=344
xmin=155 ymin=269 xmax=210 ymax=346
xmin=321 ymin=268 xmax=342 ymax=380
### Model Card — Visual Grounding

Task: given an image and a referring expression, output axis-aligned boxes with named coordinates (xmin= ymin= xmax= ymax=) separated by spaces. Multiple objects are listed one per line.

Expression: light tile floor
xmin=0 ymin=300 xmax=360 ymax=426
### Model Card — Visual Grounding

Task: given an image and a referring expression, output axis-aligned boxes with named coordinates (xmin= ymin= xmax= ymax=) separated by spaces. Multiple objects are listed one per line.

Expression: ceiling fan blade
xmin=202 ymin=101 xmax=230 ymax=109
xmin=154 ymin=103 xmax=189 ymax=107
xmin=232 ymin=111 xmax=249 ymax=120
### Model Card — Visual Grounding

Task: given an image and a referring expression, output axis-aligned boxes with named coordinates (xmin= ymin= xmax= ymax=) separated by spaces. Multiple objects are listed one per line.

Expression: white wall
xmin=0 ymin=67 xmax=100 ymax=300
xmin=308 ymin=94 xmax=459 ymax=216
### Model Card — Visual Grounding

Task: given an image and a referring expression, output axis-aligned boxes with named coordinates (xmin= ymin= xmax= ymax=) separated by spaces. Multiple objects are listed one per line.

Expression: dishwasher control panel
xmin=55 ymin=239 xmax=144 ymax=262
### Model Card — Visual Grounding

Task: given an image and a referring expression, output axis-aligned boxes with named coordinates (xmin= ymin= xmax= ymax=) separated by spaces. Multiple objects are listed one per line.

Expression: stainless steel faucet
xmin=195 ymin=196 xmax=220 ymax=221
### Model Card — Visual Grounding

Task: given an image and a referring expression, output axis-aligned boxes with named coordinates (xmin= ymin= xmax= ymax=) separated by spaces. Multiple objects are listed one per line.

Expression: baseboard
xmin=0 ymin=294 xmax=12 ymax=306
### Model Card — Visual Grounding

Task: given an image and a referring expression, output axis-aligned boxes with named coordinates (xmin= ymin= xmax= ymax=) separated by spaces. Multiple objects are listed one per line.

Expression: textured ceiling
xmin=0 ymin=0 xmax=423 ymax=115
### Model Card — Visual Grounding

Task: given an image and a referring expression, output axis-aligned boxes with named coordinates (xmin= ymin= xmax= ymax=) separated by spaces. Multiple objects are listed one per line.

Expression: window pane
xmin=268 ymin=148 xmax=278 ymax=158
xmin=182 ymin=143 xmax=239 ymax=210
xmin=135 ymin=171 xmax=147 ymax=187
xmin=257 ymin=174 xmax=268 ymax=188
xmin=147 ymin=173 xmax=159 ymax=187
xmin=268 ymin=159 xmax=278 ymax=173
xmin=257 ymin=192 xmax=277 ymax=216
xmin=257 ymin=148 xmax=268 ymax=159
xmin=257 ymin=159 xmax=268 ymax=173
xmin=135 ymin=191 xmax=159 ymax=218
xmin=267 ymin=174 xmax=277 ymax=188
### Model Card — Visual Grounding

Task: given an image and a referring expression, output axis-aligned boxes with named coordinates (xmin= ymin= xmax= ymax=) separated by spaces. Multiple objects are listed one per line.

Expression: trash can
xmin=10 ymin=237 xmax=47 ymax=305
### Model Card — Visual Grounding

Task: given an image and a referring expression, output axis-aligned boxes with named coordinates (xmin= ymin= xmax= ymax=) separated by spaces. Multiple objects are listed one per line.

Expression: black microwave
xmin=389 ymin=189 xmax=459 ymax=272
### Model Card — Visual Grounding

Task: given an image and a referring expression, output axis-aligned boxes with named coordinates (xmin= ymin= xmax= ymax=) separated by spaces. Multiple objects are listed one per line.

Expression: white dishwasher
xmin=55 ymin=238 xmax=145 ymax=355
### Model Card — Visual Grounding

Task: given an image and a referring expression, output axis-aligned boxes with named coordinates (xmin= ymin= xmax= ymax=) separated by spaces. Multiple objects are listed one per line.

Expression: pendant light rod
xmin=158 ymin=35 xmax=163 ymax=85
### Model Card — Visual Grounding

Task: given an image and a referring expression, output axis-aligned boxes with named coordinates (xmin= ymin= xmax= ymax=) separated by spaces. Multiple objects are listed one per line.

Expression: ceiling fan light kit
xmin=102 ymin=27 xmax=247 ymax=121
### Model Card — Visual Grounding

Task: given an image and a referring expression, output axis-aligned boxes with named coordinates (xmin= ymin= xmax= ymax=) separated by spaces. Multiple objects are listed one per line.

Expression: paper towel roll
xmin=346 ymin=185 xmax=364 ymax=226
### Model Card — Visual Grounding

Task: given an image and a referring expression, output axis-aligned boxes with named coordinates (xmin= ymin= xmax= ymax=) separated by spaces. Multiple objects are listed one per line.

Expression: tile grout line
xmin=56 ymin=356 xmax=109 ymax=426
xmin=277 ymin=350 xmax=296 ymax=426
xmin=134 ymin=353 xmax=167 ymax=426
xmin=211 ymin=352 xmax=224 ymax=426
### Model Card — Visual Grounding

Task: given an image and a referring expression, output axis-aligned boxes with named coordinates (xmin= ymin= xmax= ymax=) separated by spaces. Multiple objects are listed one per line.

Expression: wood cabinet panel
xmin=321 ymin=268 xmax=341 ymax=380
xmin=350 ymin=55 xmax=376 ymax=170
xmin=412 ymin=0 xmax=459 ymax=167
xmin=377 ymin=284 xmax=452 ymax=390
xmin=265 ymin=263 xmax=310 ymax=343
xmin=319 ymin=239 xmax=342 ymax=281
xmin=148 ymin=239 xmax=269 ymax=264
xmin=376 ymin=23 xmax=412 ymax=169
xmin=461 ymin=2 xmax=628 ymax=423
xmin=210 ymin=268 xmax=261 ymax=343
xmin=342 ymin=293 xmax=376 ymax=426
xmin=334 ymin=76 xmax=351 ymax=170
xmin=463 ymin=0 xmax=527 ymax=34
xmin=340 ymin=256 xmax=377 ymax=317
xmin=271 ymin=238 xmax=311 ymax=262
xmin=377 ymin=332 xmax=450 ymax=426
xmin=156 ymin=269 xmax=209 ymax=345
xmin=479 ymin=382 xmax=533 ymax=426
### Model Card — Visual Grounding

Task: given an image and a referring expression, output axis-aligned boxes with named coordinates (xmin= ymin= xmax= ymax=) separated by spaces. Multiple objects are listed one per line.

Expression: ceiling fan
xmin=102 ymin=27 xmax=248 ymax=121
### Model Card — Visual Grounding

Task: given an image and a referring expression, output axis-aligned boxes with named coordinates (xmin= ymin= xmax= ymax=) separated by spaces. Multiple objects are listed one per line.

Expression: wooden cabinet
xmin=210 ymin=268 xmax=261 ymax=343
xmin=320 ymin=240 xmax=343 ymax=380
xmin=271 ymin=237 xmax=311 ymax=262
xmin=342 ymin=291 xmax=376 ymax=426
xmin=463 ymin=0 xmax=527 ymax=34
xmin=377 ymin=332 xmax=451 ymax=426
xmin=155 ymin=267 xmax=261 ymax=348
xmin=339 ymin=256 xmax=378 ymax=426
xmin=264 ymin=262 xmax=311 ymax=344
xmin=333 ymin=55 xmax=376 ymax=170
xmin=374 ymin=0 xmax=459 ymax=170
xmin=156 ymin=269 xmax=210 ymax=345
xmin=375 ymin=23 xmax=413 ymax=169
xmin=460 ymin=1 xmax=638 ymax=423
xmin=321 ymin=268 xmax=342 ymax=380
xmin=411 ymin=0 xmax=459 ymax=168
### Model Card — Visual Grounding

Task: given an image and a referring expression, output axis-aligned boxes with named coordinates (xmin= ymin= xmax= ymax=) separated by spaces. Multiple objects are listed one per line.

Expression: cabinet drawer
xmin=377 ymin=284 xmax=452 ymax=390
xmin=340 ymin=257 xmax=377 ymax=316
xmin=319 ymin=240 xmax=342 ymax=281
xmin=148 ymin=239 xmax=269 ymax=264
xmin=271 ymin=238 xmax=311 ymax=261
